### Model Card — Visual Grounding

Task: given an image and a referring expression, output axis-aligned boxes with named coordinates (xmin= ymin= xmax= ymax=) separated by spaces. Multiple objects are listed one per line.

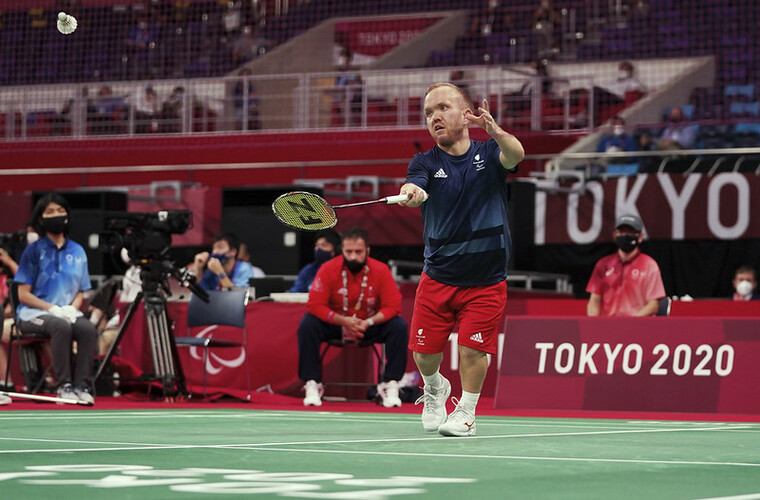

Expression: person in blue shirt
xmin=399 ymin=82 xmax=524 ymax=437
xmin=15 ymin=193 xmax=98 ymax=404
xmin=597 ymin=115 xmax=637 ymax=158
xmin=289 ymin=229 xmax=341 ymax=293
xmin=189 ymin=232 xmax=264 ymax=290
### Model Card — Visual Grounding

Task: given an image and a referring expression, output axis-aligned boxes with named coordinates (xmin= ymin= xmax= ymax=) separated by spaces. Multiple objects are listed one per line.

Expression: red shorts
xmin=409 ymin=272 xmax=507 ymax=355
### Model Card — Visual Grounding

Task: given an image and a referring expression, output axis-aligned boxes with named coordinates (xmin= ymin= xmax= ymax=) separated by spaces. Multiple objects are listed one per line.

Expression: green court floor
xmin=1 ymin=409 xmax=759 ymax=499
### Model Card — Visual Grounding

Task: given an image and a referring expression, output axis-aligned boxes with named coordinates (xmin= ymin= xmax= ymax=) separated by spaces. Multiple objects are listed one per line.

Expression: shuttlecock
xmin=57 ymin=11 xmax=77 ymax=35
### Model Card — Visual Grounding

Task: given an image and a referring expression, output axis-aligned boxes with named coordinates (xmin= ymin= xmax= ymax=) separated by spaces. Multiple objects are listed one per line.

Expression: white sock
xmin=460 ymin=390 xmax=480 ymax=411
xmin=421 ymin=370 xmax=442 ymax=389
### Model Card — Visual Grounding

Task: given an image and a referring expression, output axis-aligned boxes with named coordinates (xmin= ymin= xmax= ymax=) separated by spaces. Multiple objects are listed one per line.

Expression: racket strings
xmin=272 ymin=192 xmax=337 ymax=230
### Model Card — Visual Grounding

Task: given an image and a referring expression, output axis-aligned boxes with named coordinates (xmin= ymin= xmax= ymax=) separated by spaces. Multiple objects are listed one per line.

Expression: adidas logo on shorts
xmin=469 ymin=332 xmax=484 ymax=343
xmin=434 ymin=168 xmax=448 ymax=178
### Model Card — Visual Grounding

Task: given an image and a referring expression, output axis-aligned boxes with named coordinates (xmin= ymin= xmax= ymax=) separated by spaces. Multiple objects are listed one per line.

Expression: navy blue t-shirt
xmin=406 ymin=138 xmax=515 ymax=287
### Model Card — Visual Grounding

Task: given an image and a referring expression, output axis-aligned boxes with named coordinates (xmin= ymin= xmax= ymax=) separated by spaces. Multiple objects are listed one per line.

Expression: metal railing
xmin=387 ymin=259 xmax=573 ymax=293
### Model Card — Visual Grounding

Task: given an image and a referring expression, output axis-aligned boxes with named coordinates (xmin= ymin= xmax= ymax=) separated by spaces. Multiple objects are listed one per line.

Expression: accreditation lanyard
xmin=342 ymin=265 xmax=369 ymax=318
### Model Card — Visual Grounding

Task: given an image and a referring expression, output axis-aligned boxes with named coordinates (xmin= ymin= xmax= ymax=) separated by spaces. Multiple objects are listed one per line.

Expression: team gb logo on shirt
xmin=474 ymin=154 xmax=485 ymax=171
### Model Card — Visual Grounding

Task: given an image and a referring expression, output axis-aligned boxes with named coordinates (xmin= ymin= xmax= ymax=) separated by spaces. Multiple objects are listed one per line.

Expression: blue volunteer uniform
xmin=406 ymin=138 xmax=515 ymax=287
xmin=14 ymin=236 xmax=91 ymax=321
xmin=199 ymin=260 xmax=255 ymax=290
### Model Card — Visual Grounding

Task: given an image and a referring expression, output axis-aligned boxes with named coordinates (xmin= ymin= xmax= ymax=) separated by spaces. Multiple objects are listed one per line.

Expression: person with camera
xmin=14 ymin=193 xmax=98 ymax=404
xmin=188 ymin=232 xmax=264 ymax=290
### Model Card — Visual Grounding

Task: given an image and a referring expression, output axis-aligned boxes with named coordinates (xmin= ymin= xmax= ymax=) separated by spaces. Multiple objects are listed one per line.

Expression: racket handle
xmin=385 ymin=191 xmax=429 ymax=205
xmin=385 ymin=194 xmax=411 ymax=204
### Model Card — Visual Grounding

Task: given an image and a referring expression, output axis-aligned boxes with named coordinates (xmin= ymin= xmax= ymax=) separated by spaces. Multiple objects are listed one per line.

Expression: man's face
xmin=733 ymin=271 xmax=757 ymax=292
xmin=613 ymin=227 xmax=643 ymax=245
xmin=315 ymin=237 xmax=335 ymax=255
xmin=424 ymin=86 xmax=469 ymax=148
xmin=212 ymin=240 xmax=235 ymax=260
xmin=342 ymin=237 xmax=368 ymax=263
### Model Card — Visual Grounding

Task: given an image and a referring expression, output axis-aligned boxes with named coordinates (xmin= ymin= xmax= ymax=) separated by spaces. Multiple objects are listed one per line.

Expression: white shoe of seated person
xmin=379 ymin=380 xmax=402 ymax=408
xmin=303 ymin=380 xmax=324 ymax=406
xmin=0 ymin=393 xmax=11 ymax=406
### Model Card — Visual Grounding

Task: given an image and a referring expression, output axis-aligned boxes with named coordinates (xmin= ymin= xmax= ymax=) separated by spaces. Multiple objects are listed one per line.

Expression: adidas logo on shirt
xmin=469 ymin=332 xmax=484 ymax=343
xmin=434 ymin=168 xmax=448 ymax=178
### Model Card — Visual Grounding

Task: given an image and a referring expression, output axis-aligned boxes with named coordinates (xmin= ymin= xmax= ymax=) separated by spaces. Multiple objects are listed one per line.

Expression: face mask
xmin=314 ymin=248 xmax=332 ymax=264
xmin=618 ymin=70 xmax=631 ymax=80
xmin=613 ymin=125 xmax=625 ymax=136
xmin=26 ymin=232 xmax=39 ymax=244
xmin=343 ymin=257 xmax=366 ymax=274
xmin=615 ymin=234 xmax=639 ymax=253
xmin=736 ymin=280 xmax=753 ymax=296
xmin=41 ymin=215 xmax=68 ymax=235
xmin=210 ymin=253 xmax=229 ymax=264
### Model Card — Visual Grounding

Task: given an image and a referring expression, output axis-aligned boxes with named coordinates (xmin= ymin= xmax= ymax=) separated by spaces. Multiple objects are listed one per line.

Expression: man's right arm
xmin=587 ymin=293 xmax=602 ymax=316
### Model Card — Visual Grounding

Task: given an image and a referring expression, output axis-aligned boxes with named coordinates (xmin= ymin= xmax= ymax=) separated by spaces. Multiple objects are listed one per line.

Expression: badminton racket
xmin=272 ymin=191 xmax=425 ymax=231
xmin=0 ymin=390 xmax=94 ymax=406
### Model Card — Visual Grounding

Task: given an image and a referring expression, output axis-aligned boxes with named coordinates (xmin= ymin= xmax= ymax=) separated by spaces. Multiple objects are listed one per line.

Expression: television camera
xmin=96 ymin=210 xmax=206 ymax=399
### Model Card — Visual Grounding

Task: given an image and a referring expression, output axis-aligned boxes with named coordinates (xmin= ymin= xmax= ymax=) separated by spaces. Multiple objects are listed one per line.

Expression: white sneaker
xmin=414 ymin=375 xmax=451 ymax=431
xmin=303 ymin=380 xmax=323 ymax=406
xmin=75 ymin=386 xmax=95 ymax=405
xmin=0 ymin=393 xmax=11 ymax=405
xmin=379 ymin=380 xmax=402 ymax=408
xmin=56 ymin=383 xmax=78 ymax=404
xmin=438 ymin=397 xmax=477 ymax=437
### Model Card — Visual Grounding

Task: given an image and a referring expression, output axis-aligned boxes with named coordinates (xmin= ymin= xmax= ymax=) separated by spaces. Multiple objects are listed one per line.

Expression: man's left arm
xmin=635 ymin=259 xmax=666 ymax=317
xmin=465 ymin=99 xmax=525 ymax=169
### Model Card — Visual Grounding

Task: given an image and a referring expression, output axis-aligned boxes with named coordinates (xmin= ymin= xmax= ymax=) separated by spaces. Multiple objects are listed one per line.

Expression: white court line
xmin=0 ymin=411 xmax=750 ymax=431
xmin=0 ymin=424 xmax=751 ymax=456
xmin=242 ymin=446 xmax=760 ymax=468
xmin=213 ymin=425 xmax=753 ymax=448
xmin=690 ymin=494 xmax=760 ymax=500
xmin=0 ymin=437 xmax=179 ymax=447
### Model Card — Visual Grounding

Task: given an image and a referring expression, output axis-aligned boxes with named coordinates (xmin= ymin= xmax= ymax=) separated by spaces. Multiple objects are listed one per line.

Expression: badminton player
xmin=399 ymin=83 xmax=524 ymax=436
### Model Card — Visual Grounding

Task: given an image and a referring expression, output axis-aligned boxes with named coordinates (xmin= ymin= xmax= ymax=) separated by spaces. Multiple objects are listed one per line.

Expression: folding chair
xmin=5 ymin=280 xmax=52 ymax=393
xmin=319 ymin=338 xmax=386 ymax=391
xmin=174 ymin=289 xmax=250 ymax=398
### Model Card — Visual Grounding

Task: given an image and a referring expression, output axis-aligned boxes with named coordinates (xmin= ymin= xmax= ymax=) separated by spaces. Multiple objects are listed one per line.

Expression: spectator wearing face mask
xmin=657 ymin=106 xmax=698 ymax=150
xmin=289 ymin=230 xmax=341 ymax=293
xmin=731 ymin=265 xmax=760 ymax=301
xmin=188 ymin=232 xmax=264 ymax=291
xmin=15 ymin=193 xmax=98 ymax=403
xmin=597 ymin=115 xmax=637 ymax=162
xmin=586 ymin=215 xmax=666 ymax=317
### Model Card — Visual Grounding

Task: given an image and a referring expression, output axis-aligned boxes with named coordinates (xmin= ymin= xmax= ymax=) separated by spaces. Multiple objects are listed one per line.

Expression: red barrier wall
xmin=495 ymin=317 xmax=760 ymax=414
xmin=0 ymin=129 xmax=579 ymax=192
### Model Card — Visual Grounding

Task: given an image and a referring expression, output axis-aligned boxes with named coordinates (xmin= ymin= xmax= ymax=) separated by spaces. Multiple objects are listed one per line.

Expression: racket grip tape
xmin=385 ymin=191 xmax=429 ymax=204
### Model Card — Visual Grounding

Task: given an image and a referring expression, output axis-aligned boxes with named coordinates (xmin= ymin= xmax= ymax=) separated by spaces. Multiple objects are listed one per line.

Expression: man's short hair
xmin=735 ymin=265 xmax=757 ymax=280
xmin=213 ymin=232 xmax=240 ymax=253
xmin=424 ymin=82 xmax=473 ymax=110
xmin=316 ymin=229 xmax=341 ymax=252
xmin=341 ymin=226 xmax=369 ymax=246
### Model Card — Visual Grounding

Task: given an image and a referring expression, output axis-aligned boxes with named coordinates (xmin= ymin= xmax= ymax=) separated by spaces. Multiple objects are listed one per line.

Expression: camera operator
xmin=14 ymin=193 xmax=98 ymax=404
xmin=187 ymin=232 xmax=264 ymax=290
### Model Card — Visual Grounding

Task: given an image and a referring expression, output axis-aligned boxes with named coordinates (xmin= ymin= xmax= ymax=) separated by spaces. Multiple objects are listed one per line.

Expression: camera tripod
xmin=95 ymin=260 xmax=207 ymax=400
